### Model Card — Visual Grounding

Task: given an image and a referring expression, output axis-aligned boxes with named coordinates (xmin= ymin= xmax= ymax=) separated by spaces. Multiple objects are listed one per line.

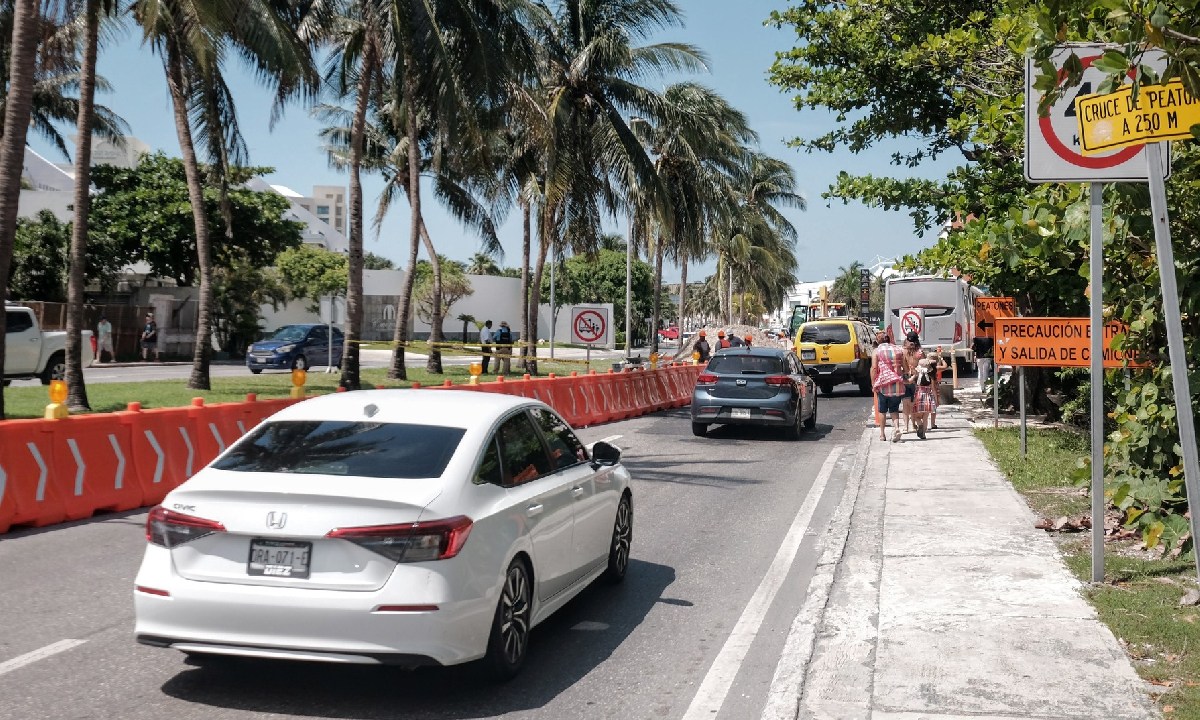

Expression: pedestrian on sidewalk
xmin=911 ymin=353 xmax=939 ymax=439
xmin=140 ymin=312 xmax=160 ymax=362
xmin=973 ymin=335 xmax=994 ymax=394
xmin=479 ymin=319 xmax=494 ymax=374
xmin=871 ymin=330 xmax=908 ymax=442
xmin=494 ymin=321 xmax=513 ymax=375
xmin=95 ymin=315 xmax=113 ymax=364
xmin=901 ymin=331 xmax=923 ymax=432
xmin=929 ymin=345 xmax=949 ymax=429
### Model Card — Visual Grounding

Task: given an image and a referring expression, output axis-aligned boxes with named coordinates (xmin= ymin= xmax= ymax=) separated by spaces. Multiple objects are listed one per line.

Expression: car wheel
xmin=602 ymin=494 xmax=633 ymax=584
xmin=484 ymin=558 xmax=532 ymax=681
xmin=249 ymin=368 xmax=262 ymax=375
xmin=804 ymin=397 xmax=818 ymax=430
xmin=40 ymin=351 xmax=65 ymax=385
xmin=691 ymin=421 xmax=708 ymax=437
xmin=785 ymin=405 xmax=803 ymax=440
xmin=819 ymin=382 xmax=834 ymax=396
xmin=292 ymin=355 xmax=308 ymax=371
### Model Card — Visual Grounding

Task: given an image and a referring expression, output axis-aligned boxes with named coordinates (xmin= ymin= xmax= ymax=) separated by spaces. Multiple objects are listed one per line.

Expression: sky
xmin=29 ymin=1 xmax=960 ymax=286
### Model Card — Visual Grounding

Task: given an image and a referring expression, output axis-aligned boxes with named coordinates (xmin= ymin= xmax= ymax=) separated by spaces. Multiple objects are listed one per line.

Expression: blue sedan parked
xmin=247 ymin=324 xmax=344 ymax=373
xmin=690 ymin=347 xmax=818 ymax=439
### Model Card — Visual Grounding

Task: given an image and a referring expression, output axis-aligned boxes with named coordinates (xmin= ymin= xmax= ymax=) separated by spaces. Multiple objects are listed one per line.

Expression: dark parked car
xmin=247 ymin=324 xmax=344 ymax=373
xmin=690 ymin=347 xmax=818 ymax=438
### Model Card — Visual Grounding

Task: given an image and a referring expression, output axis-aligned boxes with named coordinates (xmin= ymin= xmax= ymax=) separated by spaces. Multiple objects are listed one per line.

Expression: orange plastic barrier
xmin=0 ymin=419 xmax=66 ymax=530
xmin=50 ymin=413 xmax=143 ymax=519
xmin=123 ymin=406 xmax=202 ymax=505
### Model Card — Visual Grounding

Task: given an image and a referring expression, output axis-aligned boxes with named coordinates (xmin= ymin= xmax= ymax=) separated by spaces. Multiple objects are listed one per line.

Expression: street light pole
xmin=626 ymin=215 xmax=633 ymax=359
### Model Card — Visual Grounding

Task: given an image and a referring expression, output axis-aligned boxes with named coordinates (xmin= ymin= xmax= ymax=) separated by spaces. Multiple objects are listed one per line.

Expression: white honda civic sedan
xmin=133 ymin=389 xmax=632 ymax=679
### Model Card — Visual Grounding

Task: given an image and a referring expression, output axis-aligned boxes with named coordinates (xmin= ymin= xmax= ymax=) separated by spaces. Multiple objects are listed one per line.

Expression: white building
xmin=244 ymin=178 xmax=349 ymax=254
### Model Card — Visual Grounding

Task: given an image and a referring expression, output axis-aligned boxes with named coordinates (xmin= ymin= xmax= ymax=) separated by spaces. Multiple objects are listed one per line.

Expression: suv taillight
xmin=696 ymin=373 xmax=718 ymax=386
xmin=327 ymin=516 xmax=473 ymax=562
xmin=146 ymin=506 xmax=226 ymax=547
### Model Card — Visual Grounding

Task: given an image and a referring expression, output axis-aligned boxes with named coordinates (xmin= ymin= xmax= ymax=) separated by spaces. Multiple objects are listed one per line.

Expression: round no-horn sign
xmin=571 ymin=308 xmax=607 ymax=344
xmin=901 ymin=310 xmax=922 ymax=337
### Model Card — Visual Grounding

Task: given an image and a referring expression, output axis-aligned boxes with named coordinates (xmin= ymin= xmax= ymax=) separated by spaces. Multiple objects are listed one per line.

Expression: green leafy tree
xmin=9 ymin=210 xmax=126 ymax=302
xmin=540 ymin=249 xmax=655 ymax=345
xmin=413 ymin=258 xmax=474 ymax=359
xmin=275 ymin=245 xmax=349 ymax=306
xmin=88 ymin=154 xmax=304 ymax=286
xmin=212 ymin=255 xmax=287 ymax=357
xmin=364 ymin=252 xmax=394 ymax=270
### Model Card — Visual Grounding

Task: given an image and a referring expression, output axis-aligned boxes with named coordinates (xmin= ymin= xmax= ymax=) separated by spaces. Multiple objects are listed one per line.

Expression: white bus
xmin=884 ymin=275 xmax=984 ymax=370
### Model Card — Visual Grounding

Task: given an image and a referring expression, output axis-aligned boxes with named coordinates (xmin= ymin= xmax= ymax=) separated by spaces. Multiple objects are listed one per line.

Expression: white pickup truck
xmin=3 ymin=304 xmax=93 ymax=385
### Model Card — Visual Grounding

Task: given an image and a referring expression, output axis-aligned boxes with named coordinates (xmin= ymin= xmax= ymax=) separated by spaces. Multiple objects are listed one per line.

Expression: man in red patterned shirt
xmin=871 ymin=330 xmax=909 ymax=443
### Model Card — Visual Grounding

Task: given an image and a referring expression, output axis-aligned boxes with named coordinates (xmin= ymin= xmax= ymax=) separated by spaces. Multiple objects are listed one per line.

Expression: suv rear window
xmin=800 ymin=324 xmax=851 ymax=344
xmin=213 ymin=421 xmax=465 ymax=479
xmin=707 ymin=354 xmax=787 ymax=375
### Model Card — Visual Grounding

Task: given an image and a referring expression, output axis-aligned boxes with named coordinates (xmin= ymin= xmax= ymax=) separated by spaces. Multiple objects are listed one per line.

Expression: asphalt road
xmin=0 ymin=385 xmax=871 ymax=720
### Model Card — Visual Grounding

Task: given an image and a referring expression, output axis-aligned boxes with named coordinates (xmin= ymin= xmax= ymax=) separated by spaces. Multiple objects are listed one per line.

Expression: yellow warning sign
xmin=1075 ymin=79 xmax=1200 ymax=155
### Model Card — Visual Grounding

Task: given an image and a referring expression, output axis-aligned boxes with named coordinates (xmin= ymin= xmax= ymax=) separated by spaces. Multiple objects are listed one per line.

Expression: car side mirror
xmin=591 ymin=440 xmax=621 ymax=467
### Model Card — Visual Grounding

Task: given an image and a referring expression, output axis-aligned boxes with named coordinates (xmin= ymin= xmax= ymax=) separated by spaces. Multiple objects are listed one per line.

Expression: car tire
xmin=804 ymin=397 xmax=818 ymax=430
xmin=819 ymin=382 xmax=834 ymax=396
xmin=249 ymin=368 xmax=262 ymax=375
xmin=602 ymin=494 xmax=633 ymax=584
xmin=484 ymin=558 xmax=533 ymax=681
xmin=292 ymin=355 xmax=308 ymax=371
xmin=785 ymin=409 xmax=802 ymax=440
xmin=40 ymin=351 xmax=65 ymax=385
xmin=691 ymin=422 xmax=708 ymax=437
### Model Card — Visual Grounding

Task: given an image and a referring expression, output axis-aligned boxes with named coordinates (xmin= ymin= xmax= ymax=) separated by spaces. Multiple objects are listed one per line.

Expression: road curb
xmin=761 ymin=423 xmax=874 ymax=719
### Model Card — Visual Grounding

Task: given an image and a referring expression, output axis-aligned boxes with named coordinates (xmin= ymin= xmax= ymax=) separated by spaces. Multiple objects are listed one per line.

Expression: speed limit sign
xmin=1025 ymin=45 xmax=1169 ymax=182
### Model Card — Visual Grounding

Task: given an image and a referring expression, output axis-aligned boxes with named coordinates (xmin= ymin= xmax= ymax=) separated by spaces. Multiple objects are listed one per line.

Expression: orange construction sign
xmin=995 ymin=317 xmax=1148 ymax=368
xmin=974 ymin=297 xmax=1016 ymax=340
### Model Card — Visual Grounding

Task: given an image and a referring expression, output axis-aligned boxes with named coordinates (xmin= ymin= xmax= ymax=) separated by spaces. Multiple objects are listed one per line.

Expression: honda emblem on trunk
xmin=266 ymin=511 xmax=288 ymax=529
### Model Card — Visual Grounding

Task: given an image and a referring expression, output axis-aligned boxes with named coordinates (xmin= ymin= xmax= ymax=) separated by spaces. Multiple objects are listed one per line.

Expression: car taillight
xmin=326 ymin=516 xmax=473 ymax=563
xmin=764 ymin=375 xmax=792 ymax=386
xmin=954 ymin=323 xmax=963 ymax=342
xmin=146 ymin=506 xmax=226 ymax=547
xmin=696 ymin=373 xmax=718 ymax=386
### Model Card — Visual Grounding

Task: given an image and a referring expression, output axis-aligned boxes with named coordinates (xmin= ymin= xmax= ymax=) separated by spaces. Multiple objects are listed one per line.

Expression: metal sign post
xmin=1089 ymin=183 xmax=1105 ymax=582
xmin=1144 ymin=142 xmax=1200 ymax=584
xmin=1019 ymin=366 xmax=1027 ymax=459
xmin=994 ymin=358 xmax=1000 ymax=429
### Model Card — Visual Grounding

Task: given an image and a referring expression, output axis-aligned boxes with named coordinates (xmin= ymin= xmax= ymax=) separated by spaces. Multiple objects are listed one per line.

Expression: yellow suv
xmin=794 ymin=319 xmax=876 ymax=396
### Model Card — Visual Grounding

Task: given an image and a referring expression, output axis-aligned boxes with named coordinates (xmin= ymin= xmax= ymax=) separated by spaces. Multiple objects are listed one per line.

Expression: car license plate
xmin=731 ymin=408 xmax=751 ymax=418
xmin=248 ymin=539 xmax=311 ymax=579
xmin=801 ymin=349 xmax=815 ymax=360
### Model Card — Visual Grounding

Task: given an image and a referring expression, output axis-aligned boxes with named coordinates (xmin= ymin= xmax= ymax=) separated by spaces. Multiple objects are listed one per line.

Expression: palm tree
xmin=829 ymin=261 xmax=867 ymax=313
xmin=467 ymin=251 xmax=501 ymax=275
xmin=0 ymin=0 xmax=44 ymax=419
xmin=133 ymin=0 xmax=315 ymax=390
xmin=631 ymin=82 xmax=755 ymax=353
xmin=525 ymin=0 xmax=706 ymax=368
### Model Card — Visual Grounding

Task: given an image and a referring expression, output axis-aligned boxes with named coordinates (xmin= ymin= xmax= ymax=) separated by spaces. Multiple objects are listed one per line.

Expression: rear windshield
xmin=212 ymin=421 xmax=465 ymax=479
xmin=707 ymin=354 xmax=786 ymax=375
xmin=800 ymin=324 xmax=851 ymax=344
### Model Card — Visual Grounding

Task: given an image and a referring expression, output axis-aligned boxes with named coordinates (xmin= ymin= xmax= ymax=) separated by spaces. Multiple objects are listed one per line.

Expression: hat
xmin=745 ymin=334 xmax=753 ymax=341
xmin=717 ymin=330 xmax=725 ymax=337
xmin=698 ymin=330 xmax=706 ymax=337
xmin=500 ymin=320 xmax=509 ymax=327
xmin=905 ymin=330 xmax=920 ymax=344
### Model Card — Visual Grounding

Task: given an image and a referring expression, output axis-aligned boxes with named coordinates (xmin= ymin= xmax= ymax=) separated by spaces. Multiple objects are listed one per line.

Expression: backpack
xmin=495 ymin=326 xmax=512 ymax=345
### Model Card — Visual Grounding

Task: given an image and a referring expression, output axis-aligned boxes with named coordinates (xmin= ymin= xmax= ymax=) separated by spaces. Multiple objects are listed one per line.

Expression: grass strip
xmin=978 ymin=426 xmax=1200 ymax=718
xmin=2 ymin=359 xmax=591 ymax=419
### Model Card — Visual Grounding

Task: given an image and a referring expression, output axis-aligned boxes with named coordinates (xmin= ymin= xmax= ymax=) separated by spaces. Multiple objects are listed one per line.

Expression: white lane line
xmin=0 ymin=640 xmax=86 ymax=677
xmin=597 ymin=434 xmax=623 ymax=445
xmin=681 ymin=445 xmax=844 ymax=720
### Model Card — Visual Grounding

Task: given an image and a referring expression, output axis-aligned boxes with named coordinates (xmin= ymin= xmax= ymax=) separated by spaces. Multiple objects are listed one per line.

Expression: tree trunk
xmin=650 ymin=235 xmax=664 ymax=355
xmin=678 ymin=253 xmax=688 ymax=335
xmin=0 ymin=0 xmax=40 ymax=419
xmin=420 ymin=220 xmax=444 ymax=374
xmin=340 ymin=46 xmax=374 ymax=390
xmin=389 ymin=54 xmax=422 ymax=380
xmin=65 ymin=0 xmax=101 ymax=412
xmin=717 ymin=256 xmax=728 ymax=323
xmin=528 ymin=203 xmax=553 ymax=376
xmin=519 ymin=201 xmax=531 ymax=371
xmin=160 ymin=41 xmax=214 ymax=390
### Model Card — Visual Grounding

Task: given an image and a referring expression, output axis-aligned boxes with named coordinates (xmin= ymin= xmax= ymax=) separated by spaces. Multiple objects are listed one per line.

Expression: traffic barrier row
xmin=0 ymin=394 xmax=301 ymax=534
xmin=0 ymin=366 xmax=701 ymax=534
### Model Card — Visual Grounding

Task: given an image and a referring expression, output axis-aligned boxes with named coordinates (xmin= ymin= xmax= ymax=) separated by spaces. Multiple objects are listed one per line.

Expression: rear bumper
xmin=805 ymin=360 xmax=865 ymax=384
xmin=690 ymin=390 xmax=797 ymax=426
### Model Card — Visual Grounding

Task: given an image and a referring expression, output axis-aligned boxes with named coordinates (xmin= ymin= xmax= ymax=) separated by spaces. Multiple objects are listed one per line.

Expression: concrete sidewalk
xmin=793 ymin=390 xmax=1156 ymax=718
